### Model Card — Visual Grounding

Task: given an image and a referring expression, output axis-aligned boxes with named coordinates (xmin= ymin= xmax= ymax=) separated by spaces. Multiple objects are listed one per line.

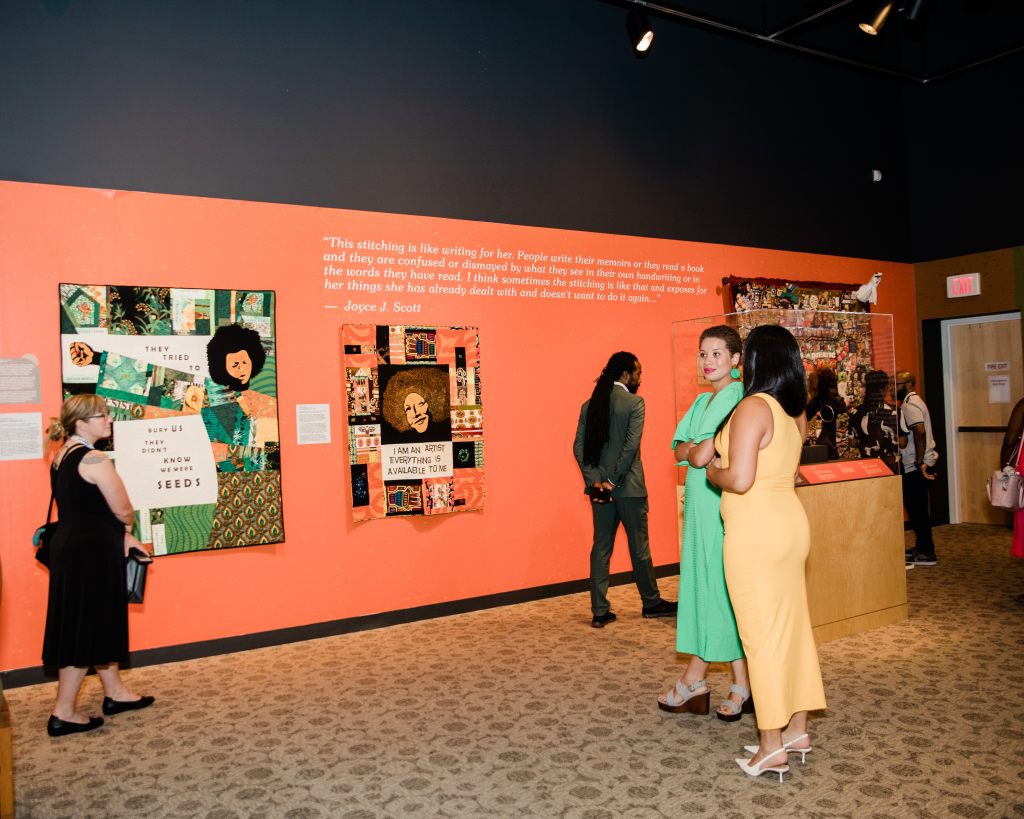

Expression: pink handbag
xmin=988 ymin=437 xmax=1024 ymax=512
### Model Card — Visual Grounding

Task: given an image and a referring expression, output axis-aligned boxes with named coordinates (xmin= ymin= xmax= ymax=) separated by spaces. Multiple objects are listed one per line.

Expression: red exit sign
xmin=946 ymin=272 xmax=981 ymax=298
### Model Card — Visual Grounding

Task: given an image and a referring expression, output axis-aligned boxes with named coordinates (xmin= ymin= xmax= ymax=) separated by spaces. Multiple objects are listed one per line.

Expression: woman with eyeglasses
xmin=42 ymin=394 xmax=154 ymax=737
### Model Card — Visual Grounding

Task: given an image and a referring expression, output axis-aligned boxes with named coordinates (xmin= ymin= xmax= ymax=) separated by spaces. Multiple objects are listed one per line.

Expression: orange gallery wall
xmin=0 ymin=181 xmax=918 ymax=672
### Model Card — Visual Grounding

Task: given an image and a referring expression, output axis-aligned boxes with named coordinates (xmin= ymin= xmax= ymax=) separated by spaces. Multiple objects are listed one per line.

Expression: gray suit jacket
xmin=573 ymin=385 xmax=647 ymax=498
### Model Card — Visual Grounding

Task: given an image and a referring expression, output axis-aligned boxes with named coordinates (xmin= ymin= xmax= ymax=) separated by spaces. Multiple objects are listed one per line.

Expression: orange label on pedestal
xmin=798 ymin=458 xmax=894 ymax=485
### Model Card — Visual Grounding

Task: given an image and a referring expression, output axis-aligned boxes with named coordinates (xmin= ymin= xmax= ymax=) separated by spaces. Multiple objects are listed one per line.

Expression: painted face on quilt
xmin=404 ymin=392 xmax=430 ymax=432
xmin=225 ymin=349 xmax=253 ymax=385
xmin=698 ymin=337 xmax=738 ymax=384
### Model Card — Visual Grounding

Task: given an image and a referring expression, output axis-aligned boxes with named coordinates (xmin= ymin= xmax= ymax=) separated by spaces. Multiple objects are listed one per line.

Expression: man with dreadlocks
xmin=573 ymin=351 xmax=676 ymax=628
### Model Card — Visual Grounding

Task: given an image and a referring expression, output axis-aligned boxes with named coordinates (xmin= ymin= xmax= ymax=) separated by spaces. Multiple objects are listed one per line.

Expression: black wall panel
xmin=905 ymin=52 xmax=1024 ymax=262
xmin=0 ymin=0 xmax=1013 ymax=263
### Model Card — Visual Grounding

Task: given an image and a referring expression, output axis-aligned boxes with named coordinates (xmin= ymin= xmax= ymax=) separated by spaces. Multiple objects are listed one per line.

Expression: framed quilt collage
xmin=59 ymin=284 xmax=283 ymax=554
xmin=343 ymin=324 xmax=485 ymax=521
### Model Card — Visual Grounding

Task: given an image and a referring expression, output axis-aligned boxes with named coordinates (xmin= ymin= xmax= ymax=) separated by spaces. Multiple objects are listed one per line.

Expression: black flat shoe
xmin=591 ymin=611 xmax=617 ymax=628
xmin=102 ymin=695 xmax=155 ymax=716
xmin=47 ymin=715 xmax=104 ymax=737
xmin=642 ymin=599 xmax=677 ymax=618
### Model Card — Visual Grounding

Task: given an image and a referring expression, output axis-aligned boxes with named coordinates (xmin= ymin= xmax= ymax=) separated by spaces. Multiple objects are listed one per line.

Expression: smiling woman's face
xmin=404 ymin=391 xmax=429 ymax=432
xmin=698 ymin=336 xmax=738 ymax=385
xmin=225 ymin=350 xmax=253 ymax=385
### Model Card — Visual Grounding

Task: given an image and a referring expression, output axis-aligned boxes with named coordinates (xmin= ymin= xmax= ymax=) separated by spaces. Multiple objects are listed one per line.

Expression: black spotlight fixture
xmin=903 ymin=0 xmax=926 ymax=21
xmin=859 ymin=0 xmax=926 ymax=35
xmin=627 ymin=5 xmax=654 ymax=54
xmin=859 ymin=1 xmax=893 ymax=35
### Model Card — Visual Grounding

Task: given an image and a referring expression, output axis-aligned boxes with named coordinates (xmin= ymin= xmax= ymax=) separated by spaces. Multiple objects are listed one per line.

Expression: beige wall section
xmin=915 ymin=247 xmax=1019 ymax=322
xmin=913 ymin=246 xmax=1024 ymax=395
xmin=798 ymin=476 xmax=908 ymax=644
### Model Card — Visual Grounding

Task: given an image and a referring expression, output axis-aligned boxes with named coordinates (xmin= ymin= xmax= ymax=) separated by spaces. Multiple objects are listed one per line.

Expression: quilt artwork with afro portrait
xmin=343 ymin=324 xmax=484 ymax=521
xmin=59 ymin=284 xmax=283 ymax=554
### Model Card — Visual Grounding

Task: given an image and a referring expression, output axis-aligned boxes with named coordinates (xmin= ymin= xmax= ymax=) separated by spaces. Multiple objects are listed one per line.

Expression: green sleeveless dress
xmin=671 ymin=382 xmax=744 ymax=660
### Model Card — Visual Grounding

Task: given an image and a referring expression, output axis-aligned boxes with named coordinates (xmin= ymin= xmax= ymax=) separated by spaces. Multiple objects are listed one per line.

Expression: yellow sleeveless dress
xmin=716 ymin=393 xmax=827 ymax=729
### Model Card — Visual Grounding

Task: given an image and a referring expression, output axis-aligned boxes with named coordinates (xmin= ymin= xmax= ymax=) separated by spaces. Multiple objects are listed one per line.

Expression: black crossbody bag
xmin=32 ymin=490 xmax=57 ymax=568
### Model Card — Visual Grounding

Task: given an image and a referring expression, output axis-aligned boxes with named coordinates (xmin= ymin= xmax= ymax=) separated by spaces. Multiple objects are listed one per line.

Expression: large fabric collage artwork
xmin=59 ymin=284 xmax=283 ymax=554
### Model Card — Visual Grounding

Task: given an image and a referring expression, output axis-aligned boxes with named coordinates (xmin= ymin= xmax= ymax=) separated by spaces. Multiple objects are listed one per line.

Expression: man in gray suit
xmin=573 ymin=351 xmax=676 ymax=628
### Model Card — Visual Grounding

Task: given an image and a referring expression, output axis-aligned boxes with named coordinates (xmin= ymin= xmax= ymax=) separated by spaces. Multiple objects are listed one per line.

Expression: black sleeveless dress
xmin=42 ymin=445 xmax=129 ymax=667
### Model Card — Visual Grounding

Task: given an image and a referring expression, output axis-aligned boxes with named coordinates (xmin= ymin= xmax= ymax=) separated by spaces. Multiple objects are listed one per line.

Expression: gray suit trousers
xmin=589 ymin=495 xmax=661 ymax=614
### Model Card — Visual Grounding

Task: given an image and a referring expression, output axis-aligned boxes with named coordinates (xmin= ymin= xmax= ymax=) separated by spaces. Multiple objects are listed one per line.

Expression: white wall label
xmin=0 ymin=356 xmax=40 ymax=404
xmin=296 ymin=403 xmax=332 ymax=445
xmin=988 ymin=375 xmax=1011 ymax=404
xmin=0 ymin=412 xmax=43 ymax=460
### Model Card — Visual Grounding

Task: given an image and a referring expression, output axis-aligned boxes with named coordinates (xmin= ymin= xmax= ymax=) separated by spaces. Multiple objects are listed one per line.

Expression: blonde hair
xmin=47 ymin=394 xmax=108 ymax=442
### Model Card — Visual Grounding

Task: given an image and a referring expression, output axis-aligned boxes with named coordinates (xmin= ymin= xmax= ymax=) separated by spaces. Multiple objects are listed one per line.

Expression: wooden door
xmin=948 ymin=314 xmax=1022 ymax=524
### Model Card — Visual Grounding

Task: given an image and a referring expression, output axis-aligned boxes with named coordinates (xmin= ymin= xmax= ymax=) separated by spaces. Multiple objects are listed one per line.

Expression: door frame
xmin=940 ymin=310 xmax=1021 ymax=523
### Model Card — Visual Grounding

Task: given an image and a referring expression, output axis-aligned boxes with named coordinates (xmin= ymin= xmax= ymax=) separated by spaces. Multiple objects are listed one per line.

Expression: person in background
xmin=850 ymin=369 xmax=899 ymax=472
xmin=573 ymin=352 xmax=676 ymax=628
xmin=658 ymin=325 xmax=751 ymax=721
xmin=42 ymin=394 xmax=154 ymax=736
xmin=895 ymin=371 xmax=939 ymax=567
xmin=1000 ymin=396 xmax=1024 ymax=560
xmin=805 ymin=368 xmax=848 ymax=460
xmin=707 ymin=325 xmax=826 ymax=781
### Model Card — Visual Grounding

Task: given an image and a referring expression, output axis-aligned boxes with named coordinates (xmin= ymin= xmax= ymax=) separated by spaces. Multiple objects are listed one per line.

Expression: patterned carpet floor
xmin=6 ymin=523 xmax=1024 ymax=818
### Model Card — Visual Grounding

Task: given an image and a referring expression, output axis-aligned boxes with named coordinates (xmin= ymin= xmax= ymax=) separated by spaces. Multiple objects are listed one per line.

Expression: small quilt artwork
xmin=60 ymin=283 xmax=283 ymax=555
xmin=343 ymin=324 xmax=485 ymax=521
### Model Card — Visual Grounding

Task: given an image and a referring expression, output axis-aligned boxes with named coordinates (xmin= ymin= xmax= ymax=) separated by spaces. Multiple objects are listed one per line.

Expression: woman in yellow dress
xmin=706 ymin=324 xmax=826 ymax=781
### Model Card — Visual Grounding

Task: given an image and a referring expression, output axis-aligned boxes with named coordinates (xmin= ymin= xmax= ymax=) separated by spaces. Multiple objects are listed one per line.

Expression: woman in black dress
xmin=43 ymin=394 xmax=154 ymax=736
xmin=805 ymin=368 xmax=848 ymax=460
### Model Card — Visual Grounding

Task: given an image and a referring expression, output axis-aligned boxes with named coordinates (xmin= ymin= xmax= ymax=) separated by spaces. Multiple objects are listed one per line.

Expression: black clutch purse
xmin=32 ymin=491 xmax=57 ymax=568
xmin=126 ymin=547 xmax=152 ymax=604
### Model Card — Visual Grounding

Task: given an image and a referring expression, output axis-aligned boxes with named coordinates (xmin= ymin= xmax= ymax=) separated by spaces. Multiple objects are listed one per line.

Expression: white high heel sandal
xmin=744 ymin=733 xmax=812 ymax=764
xmin=735 ymin=747 xmax=789 ymax=782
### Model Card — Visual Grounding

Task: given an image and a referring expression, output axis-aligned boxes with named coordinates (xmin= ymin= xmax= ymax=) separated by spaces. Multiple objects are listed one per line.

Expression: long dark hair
xmin=742 ymin=325 xmax=806 ymax=417
xmin=582 ymin=351 xmax=637 ymax=467
xmin=815 ymin=368 xmax=838 ymax=398
xmin=862 ymin=370 xmax=890 ymax=409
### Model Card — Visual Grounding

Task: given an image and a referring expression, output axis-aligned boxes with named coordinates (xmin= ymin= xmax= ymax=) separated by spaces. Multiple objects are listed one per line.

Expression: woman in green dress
xmin=657 ymin=325 xmax=751 ymax=721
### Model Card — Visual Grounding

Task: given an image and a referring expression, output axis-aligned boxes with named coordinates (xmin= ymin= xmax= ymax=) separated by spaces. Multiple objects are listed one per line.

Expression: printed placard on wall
xmin=59 ymin=284 xmax=283 ymax=554
xmin=343 ymin=324 xmax=484 ymax=521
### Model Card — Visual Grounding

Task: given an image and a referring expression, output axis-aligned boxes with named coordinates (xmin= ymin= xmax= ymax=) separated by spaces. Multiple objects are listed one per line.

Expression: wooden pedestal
xmin=798 ymin=474 xmax=908 ymax=644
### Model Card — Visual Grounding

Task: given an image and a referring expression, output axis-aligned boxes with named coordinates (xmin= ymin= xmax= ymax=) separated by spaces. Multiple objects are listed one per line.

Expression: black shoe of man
xmin=642 ymin=599 xmax=677 ymax=618
xmin=591 ymin=611 xmax=617 ymax=628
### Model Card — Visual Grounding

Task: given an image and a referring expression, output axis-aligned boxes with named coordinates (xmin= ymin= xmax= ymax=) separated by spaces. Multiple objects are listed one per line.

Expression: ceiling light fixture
xmin=903 ymin=0 xmax=926 ymax=21
xmin=859 ymin=2 xmax=893 ymax=35
xmin=627 ymin=6 xmax=654 ymax=53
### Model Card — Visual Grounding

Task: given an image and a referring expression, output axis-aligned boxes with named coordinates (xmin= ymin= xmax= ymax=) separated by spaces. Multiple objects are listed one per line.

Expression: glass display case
xmin=672 ymin=309 xmax=897 ymax=482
